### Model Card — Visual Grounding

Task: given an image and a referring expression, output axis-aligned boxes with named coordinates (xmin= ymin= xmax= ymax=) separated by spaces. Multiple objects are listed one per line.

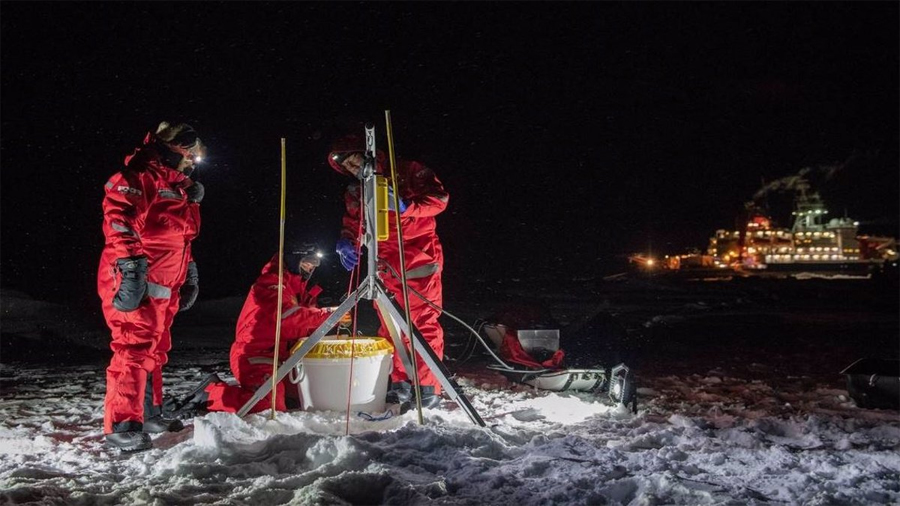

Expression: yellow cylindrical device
xmin=375 ymin=175 xmax=390 ymax=241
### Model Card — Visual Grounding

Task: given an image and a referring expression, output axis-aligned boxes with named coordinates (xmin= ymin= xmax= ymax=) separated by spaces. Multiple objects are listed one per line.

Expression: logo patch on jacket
xmin=116 ymin=185 xmax=142 ymax=196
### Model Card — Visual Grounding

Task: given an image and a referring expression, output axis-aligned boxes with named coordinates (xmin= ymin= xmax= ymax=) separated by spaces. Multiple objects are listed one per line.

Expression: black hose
xmin=380 ymin=263 xmax=555 ymax=375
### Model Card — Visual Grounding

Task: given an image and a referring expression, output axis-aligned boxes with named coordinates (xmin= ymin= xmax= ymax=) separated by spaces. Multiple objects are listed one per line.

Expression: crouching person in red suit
xmin=167 ymin=245 xmax=348 ymax=417
xmin=98 ymin=122 xmax=206 ymax=452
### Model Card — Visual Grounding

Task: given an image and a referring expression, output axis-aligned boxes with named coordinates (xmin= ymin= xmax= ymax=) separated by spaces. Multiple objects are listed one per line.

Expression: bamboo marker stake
xmin=384 ymin=110 xmax=424 ymax=424
xmin=270 ymin=138 xmax=288 ymax=420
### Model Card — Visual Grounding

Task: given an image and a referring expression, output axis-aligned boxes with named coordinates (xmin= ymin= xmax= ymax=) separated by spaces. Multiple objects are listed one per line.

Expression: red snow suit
xmin=204 ymin=255 xmax=331 ymax=413
xmin=98 ymin=138 xmax=201 ymax=434
xmin=329 ymin=141 xmax=448 ymax=394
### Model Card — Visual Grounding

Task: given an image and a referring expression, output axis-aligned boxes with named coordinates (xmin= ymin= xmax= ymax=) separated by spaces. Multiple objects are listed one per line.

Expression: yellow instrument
xmin=375 ymin=175 xmax=390 ymax=241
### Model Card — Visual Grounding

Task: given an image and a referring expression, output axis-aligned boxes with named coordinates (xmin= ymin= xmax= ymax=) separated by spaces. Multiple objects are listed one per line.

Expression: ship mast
xmin=790 ymin=176 xmax=827 ymax=233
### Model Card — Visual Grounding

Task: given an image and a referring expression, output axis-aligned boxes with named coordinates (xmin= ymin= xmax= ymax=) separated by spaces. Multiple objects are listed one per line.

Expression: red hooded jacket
xmin=101 ymin=137 xmax=201 ymax=260
xmin=232 ymin=255 xmax=330 ymax=362
xmin=327 ymin=149 xmax=448 ymax=278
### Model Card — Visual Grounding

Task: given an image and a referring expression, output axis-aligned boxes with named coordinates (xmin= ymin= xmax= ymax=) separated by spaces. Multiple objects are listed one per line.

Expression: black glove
xmin=185 ymin=181 xmax=204 ymax=203
xmin=179 ymin=261 xmax=199 ymax=312
xmin=113 ymin=256 xmax=148 ymax=312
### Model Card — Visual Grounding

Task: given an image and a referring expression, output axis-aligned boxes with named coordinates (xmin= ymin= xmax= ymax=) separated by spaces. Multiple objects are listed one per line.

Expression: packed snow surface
xmin=2 ymin=358 xmax=898 ymax=505
xmin=3 ymin=277 xmax=899 ymax=505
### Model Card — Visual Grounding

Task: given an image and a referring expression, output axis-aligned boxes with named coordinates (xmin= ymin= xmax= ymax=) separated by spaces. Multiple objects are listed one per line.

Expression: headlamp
xmin=168 ymin=138 xmax=206 ymax=168
xmin=188 ymin=140 xmax=206 ymax=165
xmin=331 ymin=151 xmax=364 ymax=167
xmin=291 ymin=242 xmax=323 ymax=268
xmin=301 ymin=254 xmax=322 ymax=268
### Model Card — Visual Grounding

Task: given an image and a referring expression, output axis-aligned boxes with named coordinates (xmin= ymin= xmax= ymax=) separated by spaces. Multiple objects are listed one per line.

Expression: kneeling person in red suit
xmin=168 ymin=245 xmax=347 ymax=416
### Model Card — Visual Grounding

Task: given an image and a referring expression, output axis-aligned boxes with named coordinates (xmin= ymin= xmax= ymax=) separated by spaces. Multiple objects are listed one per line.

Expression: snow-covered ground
xmin=1 ymin=276 xmax=899 ymax=505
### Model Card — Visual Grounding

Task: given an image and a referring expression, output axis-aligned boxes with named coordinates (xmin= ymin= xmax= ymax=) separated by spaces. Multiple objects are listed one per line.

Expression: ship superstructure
xmin=707 ymin=176 xmax=897 ymax=272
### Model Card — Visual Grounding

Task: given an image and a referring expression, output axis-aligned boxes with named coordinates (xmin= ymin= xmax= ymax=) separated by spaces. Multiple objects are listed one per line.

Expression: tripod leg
xmin=373 ymin=289 xmax=485 ymax=426
xmin=236 ymin=287 xmax=366 ymax=417
xmin=374 ymin=297 xmax=416 ymax=381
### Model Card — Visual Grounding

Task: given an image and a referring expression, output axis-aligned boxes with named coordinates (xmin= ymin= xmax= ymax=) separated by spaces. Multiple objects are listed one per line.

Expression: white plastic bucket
xmin=290 ymin=336 xmax=393 ymax=413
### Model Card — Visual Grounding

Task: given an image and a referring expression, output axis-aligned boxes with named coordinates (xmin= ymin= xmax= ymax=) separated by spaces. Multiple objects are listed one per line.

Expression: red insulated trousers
xmin=203 ymin=342 xmax=291 ymax=414
xmin=98 ymin=244 xmax=189 ymax=433
xmin=376 ymin=263 xmax=444 ymax=394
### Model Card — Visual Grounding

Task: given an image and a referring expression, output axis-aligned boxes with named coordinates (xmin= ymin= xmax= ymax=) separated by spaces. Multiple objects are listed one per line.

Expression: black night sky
xmin=2 ymin=2 xmax=898 ymax=312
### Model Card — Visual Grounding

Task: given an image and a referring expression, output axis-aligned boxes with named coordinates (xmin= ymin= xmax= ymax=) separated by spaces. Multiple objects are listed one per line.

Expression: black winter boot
xmin=106 ymin=421 xmax=152 ymax=452
xmin=143 ymin=374 xmax=184 ymax=433
xmin=385 ymin=381 xmax=412 ymax=404
xmin=143 ymin=415 xmax=184 ymax=433
xmin=415 ymin=385 xmax=443 ymax=409
xmin=163 ymin=373 xmax=220 ymax=420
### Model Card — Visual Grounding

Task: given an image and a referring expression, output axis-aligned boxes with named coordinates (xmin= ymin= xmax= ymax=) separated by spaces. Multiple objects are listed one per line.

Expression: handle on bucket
xmin=289 ymin=363 xmax=305 ymax=384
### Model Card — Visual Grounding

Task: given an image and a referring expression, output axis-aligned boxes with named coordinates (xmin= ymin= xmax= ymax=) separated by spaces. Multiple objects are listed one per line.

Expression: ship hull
xmin=763 ymin=260 xmax=880 ymax=274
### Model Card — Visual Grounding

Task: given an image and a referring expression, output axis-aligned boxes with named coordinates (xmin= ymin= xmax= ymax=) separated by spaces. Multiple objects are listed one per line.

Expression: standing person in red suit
xmin=328 ymin=134 xmax=448 ymax=409
xmin=97 ymin=122 xmax=206 ymax=451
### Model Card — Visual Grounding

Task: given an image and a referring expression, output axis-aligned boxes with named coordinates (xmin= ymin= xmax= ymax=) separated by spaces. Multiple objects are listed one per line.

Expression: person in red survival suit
xmin=328 ymin=134 xmax=448 ymax=409
xmin=97 ymin=122 xmax=206 ymax=452
xmin=192 ymin=245 xmax=350 ymax=414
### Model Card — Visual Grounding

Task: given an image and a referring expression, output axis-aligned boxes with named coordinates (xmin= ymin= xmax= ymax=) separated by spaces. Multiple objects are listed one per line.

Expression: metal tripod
xmin=237 ymin=125 xmax=485 ymax=427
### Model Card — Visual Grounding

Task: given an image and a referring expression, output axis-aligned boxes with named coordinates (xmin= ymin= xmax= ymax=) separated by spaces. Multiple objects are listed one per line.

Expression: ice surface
xmin=2 ymin=280 xmax=899 ymax=504
xmin=2 ymin=357 xmax=899 ymax=505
